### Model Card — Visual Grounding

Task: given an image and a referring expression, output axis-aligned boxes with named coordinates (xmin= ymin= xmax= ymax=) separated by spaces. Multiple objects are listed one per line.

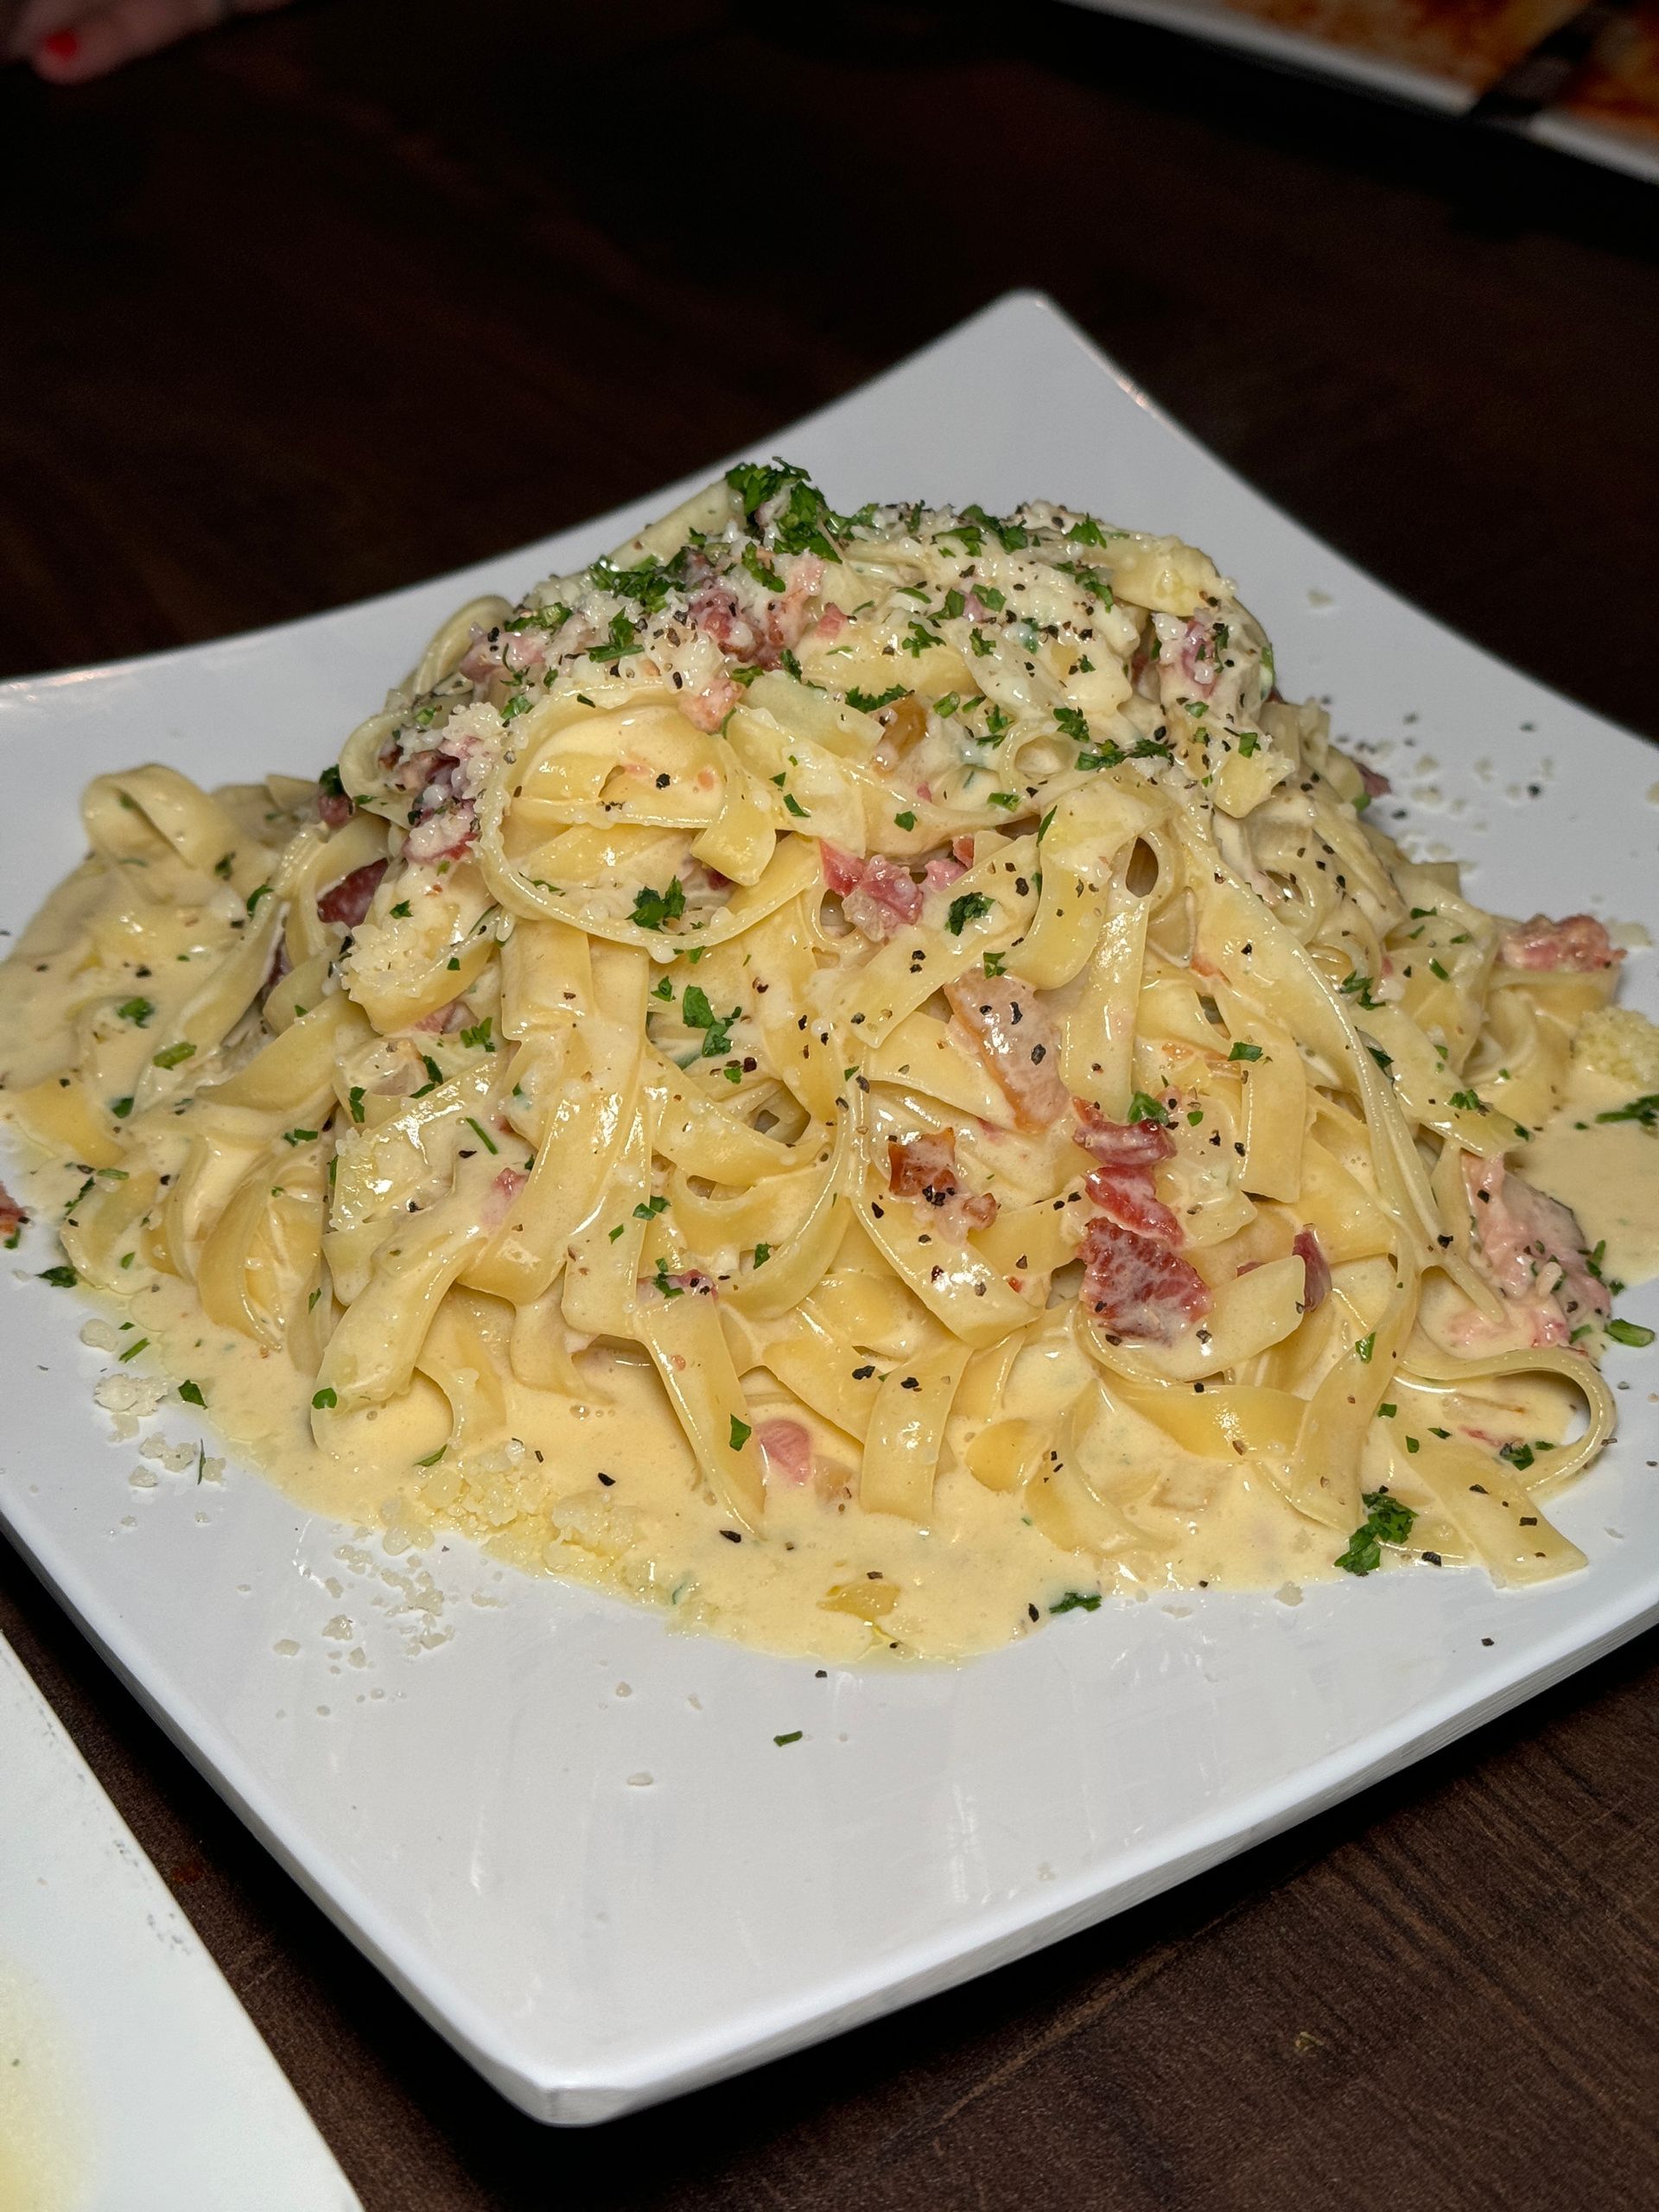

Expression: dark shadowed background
xmin=1 ymin=2 xmax=1656 ymax=2205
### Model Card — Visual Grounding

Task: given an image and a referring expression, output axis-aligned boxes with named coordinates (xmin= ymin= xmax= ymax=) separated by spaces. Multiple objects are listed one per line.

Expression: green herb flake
xmin=179 ymin=1381 xmax=207 ymax=1408
xmin=312 ymin=1387 xmax=338 ymax=1410
xmin=893 ymin=810 xmax=917 ymax=831
xmin=753 ymin=1242 xmax=772 ymax=1268
xmin=631 ymin=879 xmax=687 ymax=932
xmin=117 ymin=996 xmax=155 ymax=1027
xmin=946 ymin=892 xmax=994 ymax=936
xmin=773 ymin=1730 xmax=804 ymax=1746
xmin=1049 ymin=1590 xmax=1102 ymax=1615
xmin=153 ymin=1041 xmax=196 ymax=1070
xmin=1354 ymin=1331 xmax=1376 ymax=1363
xmin=1228 ymin=1041 xmax=1263 ymax=1062
xmin=729 ymin=1415 xmax=752 ymax=1451
xmin=1606 ymin=1318 xmax=1656 ymax=1348
xmin=1126 ymin=1092 xmax=1172 ymax=1127
xmin=118 ymin=1337 xmax=149 ymax=1363
xmin=1336 ymin=1488 xmax=1418 ymax=1575
xmin=846 ymin=685 xmax=906 ymax=715
xmin=38 ymin=1264 xmax=77 ymax=1288
xmin=463 ymin=1116 xmax=499 ymax=1156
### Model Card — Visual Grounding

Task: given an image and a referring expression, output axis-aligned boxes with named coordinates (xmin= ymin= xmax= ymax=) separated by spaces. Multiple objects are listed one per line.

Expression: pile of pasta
xmin=1 ymin=461 xmax=1631 ymax=1590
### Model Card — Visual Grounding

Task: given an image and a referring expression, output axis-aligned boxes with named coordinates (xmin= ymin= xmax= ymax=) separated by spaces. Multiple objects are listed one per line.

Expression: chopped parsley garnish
xmin=1447 ymin=1089 xmax=1484 ymax=1113
xmin=1053 ymin=705 xmax=1090 ymax=742
xmin=1595 ymin=1093 xmax=1659 ymax=1131
xmin=988 ymin=791 xmax=1018 ymax=810
xmin=753 ymin=1242 xmax=772 ymax=1268
xmin=1354 ymin=1331 xmax=1376 ymax=1363
xmin=1228 ymin=1041 xmax=1263 ymax=1062
xmin=782 ymin=791 xmax=809 ymax=819
xmin=179 ymin=1381 xmax=206 ymax=1408
xmin=318 ymin=766 xmax=346 ymax=801
xmin=460 ymin=1017 xmax=494 ymax=1052
xmin=652 ymin=977 xmax=674 ymax=1001
xmin=1336 ymin=1489 xmax=1417 ymax=1575
xmin=283 ymin=1127 xmax=318 ymax=1147
xmin=1237 ymin=733 xmax=1260 ymax=757
xmin=246 ymin=884 xmax=272 ymax=914
xmin=1497 ymin=1440 xmax=1535 ymax=1470
xmin=729 ymin=1414 xmax=752 ymax=1451
xmin=631 ymin=879 xmax=687 ymax=931
xmin=960 ymin=502 xmax=1027 ymax=552
xmin=463 ymin=1116 xmax=499 ymax=1156
xmin=1049 ymin=1590 xmax=1102 ymax=1614
xmin=682 ymin=985 xmax=741 ymax=1058
xmin=38 ymin=1264 xmax=77 ymax=1288
xmin=741 ymin=543 xmax=785 ymax=594
xmin=634 ymin=1195 xmax=670 ymax=1221
xmin=312 ymin=1388 xmax=338 ymax=1410
xmin=117 ymin=997 xmax=154 ymax=1027
xmin=946 ymin=891 xmax=994 ymax=935
xmin=982 ymin=950 xmax=1006 ymax=978
xmin=724 ymin=460 xmax=843 ymax=560
xmin=1126 ymin=1092 xmax=1171 ymax=1127
xmin=846 ymin=685 xmax=907 ymax=715
xmin=773 ymin=1731 xmax=803 ymax=1746
xmin=901 ymin=619 xmax=943 ymax=658
xmin=893 ymin=810 xmax=917 ymax=831
xmin=390 ymin=899 xmax=410 ymax=918
xmin=111 ymin=1096 xmax=134 ymax=1120
xmin=1339 ymin=972 xmax=1382 ymax=1010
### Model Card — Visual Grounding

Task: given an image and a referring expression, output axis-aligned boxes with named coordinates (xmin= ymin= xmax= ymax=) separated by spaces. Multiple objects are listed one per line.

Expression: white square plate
xmin=2 ymin=294 xmax=1656 ymax=2125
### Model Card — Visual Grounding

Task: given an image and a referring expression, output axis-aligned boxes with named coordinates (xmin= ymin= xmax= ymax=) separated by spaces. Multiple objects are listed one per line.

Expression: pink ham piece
xmin=756 ymin=1418 xmax=816 ymax=1488
xmin=1084 ymin=1166 xmax=1181 ymax=1246
xmin=1081 ymin=1217 xmax=1211 ymax=1344
xmin=1357 ymin=762 xmax=1392 ymax=800
xmin=1463 ymin=1153 xmax=1610 ymax=1342
xmin=317 ymin=781 xmax=353 ymax=829
xmin=887 ymin=1131 xmax=998 ymax=1237
xmin=316 ymin=859 xmax=387 ymax=930
xmin=1498 ymin=913 xmax=1622 ymax=972
xmin=0 ymin=1180 xmax=26 ymax=1246
xmin=823 ymin=846 xmax=924 ymax=942
xmin=1072 ymin=1099 xmax=1175 ymax=1170
xmin=922 ymin=854 xmax=968 ymax=894
xmin=943 ymin=974 xmax=1068 ymax=1130
xmin=413 ymin=999 xmax=470 ymax=1034
xmin=1293 ymin=1226 xmax=1332 ymax=1310
xmin=689 ymin=551 xmax=825 ymax=671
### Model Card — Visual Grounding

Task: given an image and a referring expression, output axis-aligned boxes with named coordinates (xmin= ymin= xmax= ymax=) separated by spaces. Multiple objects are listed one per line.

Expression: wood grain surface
xmin=2 ymin=3 xmax=1656 ymax=2204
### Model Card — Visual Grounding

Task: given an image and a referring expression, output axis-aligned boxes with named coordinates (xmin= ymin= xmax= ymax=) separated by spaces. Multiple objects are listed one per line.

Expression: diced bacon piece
xmin=680 ymin=672 xmax=742 ymax=732
xmin=689 ymin=552 xmax=824 ymax=671
xmin=317 ymin=782 xmax=353 ymax=828
xmin=1084 ymin=1166 xmax=1181 ymax=1246
xmin=757 ymin=1418 xmax=816 ymax=1488
xmin=814 ymin=604 xmax=848 ymax=643
xmin=1293 ymin=1226 xmax=1331 ymax=1310
xmin=922 ymin=853 xmax=968 ymax=893
xmin=824 ymin=849 xmax=924 ymax=942
xmin=0 ymin=1180 xmax=27 ymax=1247
xmin=458 ymin=627 xmax=500 ymax=686
xmin=1080 ymin=1217 xmax=1211 ymax=1344
xmin=1463 ymin=1154 xmax=1610 ymax=1337
xmin=944 ymin=974 xmax=1068 ymax=1130
xmin=413 ymin=999 xmax=470 ymax=1034
xmin=1498 ymin=913 xmax=1622 ymax=972
xmin=951 ymin=837 xmax=976 ymax=868
xmin=821 ymin=843 xmax=864 ymax=898
xmin=1072 ymin=1098 xmax=1175 ymax=1168
xmin=316 ymin=859 xmax=387 ymax=930
xmin=1357 ymin=762 xmax=1392 ymax=800
xmin=887 ymin=1130 xmax=998 ymax=1238
xmin=658 ymin=1269 xmax=718 ymax=1299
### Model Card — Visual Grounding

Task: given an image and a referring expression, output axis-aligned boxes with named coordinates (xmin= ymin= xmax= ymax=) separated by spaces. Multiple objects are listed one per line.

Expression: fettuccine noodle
xmin=3 ymin=461 xmax=1652 ymax=1659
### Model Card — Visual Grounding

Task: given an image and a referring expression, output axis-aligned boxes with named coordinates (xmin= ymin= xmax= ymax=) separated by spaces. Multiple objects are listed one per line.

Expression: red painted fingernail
xmin=41 ymin=28 xmax=81 ymax=58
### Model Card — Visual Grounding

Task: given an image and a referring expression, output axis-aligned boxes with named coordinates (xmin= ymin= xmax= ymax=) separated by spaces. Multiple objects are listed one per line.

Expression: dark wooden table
xmin=3 ymin=3 xmax=1657 ymax=2204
